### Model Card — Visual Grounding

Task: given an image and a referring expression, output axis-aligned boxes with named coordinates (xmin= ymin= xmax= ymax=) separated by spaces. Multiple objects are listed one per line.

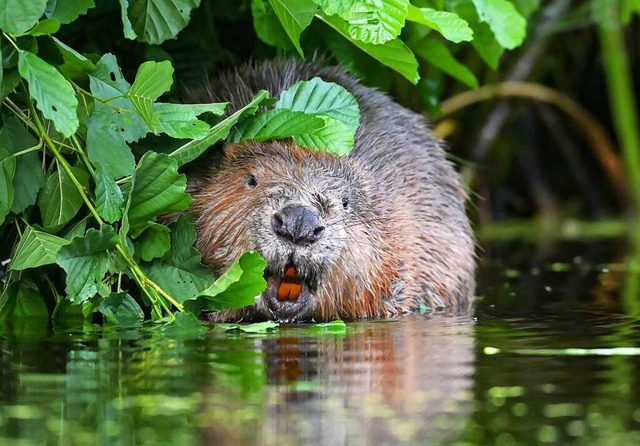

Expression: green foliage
xmin=0 ymin=0 xmax=531 ymax=325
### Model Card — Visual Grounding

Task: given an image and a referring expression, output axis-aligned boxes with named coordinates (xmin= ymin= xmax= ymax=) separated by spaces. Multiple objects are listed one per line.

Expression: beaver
xmin=188 ymin=60 xmax=475 ymax=322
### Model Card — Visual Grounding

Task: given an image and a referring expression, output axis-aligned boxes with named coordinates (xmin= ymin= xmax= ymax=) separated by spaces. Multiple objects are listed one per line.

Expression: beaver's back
xmin=201 ymin=60 xmax=475 ymax=311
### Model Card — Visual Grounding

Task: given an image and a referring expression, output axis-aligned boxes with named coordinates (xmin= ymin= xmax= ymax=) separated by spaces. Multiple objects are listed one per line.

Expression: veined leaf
xmin=127 ymin=0 xmax=201 ymax=45
xmin=38 ymin=164 xmax=89 ymax=232
xmin=0 ymin=0 xmax=47 ymax=35
xmin=412 ymin=37 xmax=478 ymax=88
xmin=142 ymin=215 xmax=213 ymax=302
xmin=137 ymin=223 xmax=171 ymax=261
xmin=50 ymin=36 xmax=96 ymax=80
xmin=292 ymin=116 xmax=354 ymax=155
xmin=169 ymin=90 xmax=271 ymax=166
xmin=94 ymin=164 xmax=125 ymax=223
xmin=128 ymin=60 xmax=174 ymax=130
xmin=57 ymin=225 xmax=119 ymax=303
xmin=341 ymin=0 xmax=408 ymax=45
xmin=9 ymin=225 xmax=70 ymax=271
xmin=0 ymin=280 xmax=48 ymax=320
xmin=276 ymin=77 xmax=360 ymax=132
xmin=268 ymin=0 xmax=318 ymax=56
xmin=125 ymin=151 xmax=191 ymax=235
xmin=231 ymin=108 xmax=325 ymax=142
xmin=471 ymin=0 xmax=526 ymax=49
xmin=18 ymin=51 xmax=79 ymax=137
xmin=406 ymin=6 xmax=473 ymax=43
xmin=185 ymin=251 xmax=267 ymax=312
xmin=153 ymin=102 xmax=227 ymax=139
xmin=312 ymin=0 xmax=356 ymax=16
xmin=320 ymin=14 xmax=419 ymax=84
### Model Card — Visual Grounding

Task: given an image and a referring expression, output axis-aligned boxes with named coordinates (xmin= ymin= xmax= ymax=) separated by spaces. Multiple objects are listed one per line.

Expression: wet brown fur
xmin=188 ymin=60 xmax=475 ymax=322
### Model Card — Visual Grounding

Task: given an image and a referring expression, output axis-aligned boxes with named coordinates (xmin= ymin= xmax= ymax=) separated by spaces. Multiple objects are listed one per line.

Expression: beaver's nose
xmin=272 ymin=204 xmax=325 ymax=245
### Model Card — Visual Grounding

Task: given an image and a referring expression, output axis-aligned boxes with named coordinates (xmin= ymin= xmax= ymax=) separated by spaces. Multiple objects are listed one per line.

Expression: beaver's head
xmin=190 ymin=140 xmax=397 ymax=322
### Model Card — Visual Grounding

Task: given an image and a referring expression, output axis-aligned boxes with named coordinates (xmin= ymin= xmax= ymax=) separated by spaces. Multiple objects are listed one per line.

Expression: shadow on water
xmin=2 ymin=238 xmax=640 ymax=445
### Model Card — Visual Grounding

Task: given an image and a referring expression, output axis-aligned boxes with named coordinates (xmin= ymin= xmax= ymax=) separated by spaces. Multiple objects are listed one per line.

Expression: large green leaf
xmin=45 ymin=0 xmax=95 ymax=24
xmin=231 ymin=108 xmax=325 ymax=141
xmin=252 ymin=0 xmax=295 ymax=50
xmin=0 ymin=280 xmax=48 ymax=320
xmin=292 ymin=116 xmax=354 ymax=156
xmin=50 ymin=36 xmax=96 ymax=80
xmin=0 ymin=117 xmax=44 ymax=214
xmin=312 ymin=0 xmax=356 ymax=16
xmin=57 ymin=225 xmax=119 ymax=303
xmin=125 ymin=151 xmax=191 ymax=235
xmin=341 ymin=0 xmax=408 ymax=45
xmin=9 ymin=225 xmax=70 ymax=271
xmin=0 ymin=0 xmax=47 ymax=35
xmin=99 ymin=292 xmax=144 ymax=325
xmin=455 ymin=2 xmax=503 ymax=69
xmin=128 ymin=60 xmax=174 ymax=130
xmin=38 ymin=164 xmax=89 ymax=232
xmin=18 ymin=51 xmax=79 ymax=137
xmin=142 ymin=215 xmax=213 ymax=302
xmin=25 ymin=19 xmax=60 ymax=36
xmin=412 ymin=37 xmax=478 ymax=88
xmin=471 ymin=0 xmax=526 ymax=50
xmin=321 ymin=14 xmax=419 ymax=83
xmin=153 ymin=102 xmax=226 ymax=139
xmin=276 ymin=77 xmax=360 ymax=132
xmin=137 ymin=223 xmax=171 ymax=261
xmin=86 ymin=101 xmax=137 ymax=179
xmin=127 ymin=0 xmax=201 ymax=44
xmin=169 ymin=90 xmax=271 ymax=166
xmin=94 ymin=164 xmax=125 ymax=223
xmin=185 ymin=251 xmax=267 ymax=312
xmin=0 ymin=147 xmax=16 ymax=225
xmin=406 ymin=6 xmax=473 ymax=43
xmin=268 ymin=0 xmax=318 ymax=56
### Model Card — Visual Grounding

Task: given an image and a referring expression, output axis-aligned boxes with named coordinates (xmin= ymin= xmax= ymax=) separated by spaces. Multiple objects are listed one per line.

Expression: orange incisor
xmin=277 ymin=266 xmax=302 ymax=301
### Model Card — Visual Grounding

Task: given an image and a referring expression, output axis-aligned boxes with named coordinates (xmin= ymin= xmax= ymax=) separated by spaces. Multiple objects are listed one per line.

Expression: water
xmin=1 ymin=241 xmax=640 ymax=445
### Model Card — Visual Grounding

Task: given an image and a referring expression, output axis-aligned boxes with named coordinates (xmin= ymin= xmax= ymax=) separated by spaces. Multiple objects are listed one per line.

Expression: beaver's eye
xmin=342 ymin=196 xmax=349 ymax=209
xmin=247 ymin=175 xmax=258 ymax=188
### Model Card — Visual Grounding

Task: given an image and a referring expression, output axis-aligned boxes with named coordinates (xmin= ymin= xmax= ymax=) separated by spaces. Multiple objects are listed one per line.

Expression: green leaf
xmin=25 ymin=18 xmax=60 ymax=36
xmin=312 ymin=0 xmax=356 ymax=16
xmin=86 ymin=102 xmax=137 ymax=180
xmin=57 ymin=225 xmax=119 ymax=303
xmin=169 ymin=90 xmax=271 ymax=166
xmin=0 ymin=118 xmax=44 ymax=214
xmin=406 ymin=6 xmax=473 ymax=43
xmin=622 ymin=0 xmax=640 ymax=23
xmin=471 ymin=0 xmax=526 ymax=50
xmin=45 ymin=0 xmax=95 ymax=24
xmin=17 ymin=51 xmax=79 ymax=137
xmin=161 ymin=312 xmax=207 ymax=337
xmin=142 ymin=215 xmax=213 ymax=301
xmin=10 ymin=225 xmax=70 ymax=270
xmin=321 ymin=14 xmax=419 ymax=83
xmin=38 ymin=164 xmax=89 ymax=232
xmin=216 ymin=321 xmax=279 ymax=333
xmin=276 ymin=77 xmax=360 ymax=132
xmin=137 ymin=223 xmax=171 ymax=261
xmin=512 ymin=0 xmax=540 ymax=19
xmin=94 ymin=164 xmax=125 ymax=223
xmin=455 ymin=2 xmax=503 ymax=69
xmin=127 ymin=0 xmax=202 ymax=45
xmin=50 ymin=36 xmax=96 ymax=80
xmin=0 ymin=147 xmax=16 ymax=225
xmin=341 ymin=0 xmax=408 ymax=45
xmin=231 ymin=108 xmax=325 ymax=142
xmin=0 ymin=0 xmax=47 ymax=35
xmin=252 ymin=0 xmax=295 ymax=50
xmin=186 ymin=251 xmax=267 ymax=312
xmin=309 ymin=319 xmax=347 ymax=333
xmin=292 ymin=116 xmax=354 ymax=156
xmin=268 ymin=0 xmax=318 ymax=56
xmin=99 ymin=292 xmax=144 ymax=325
xmin=153 ymin=102 xmax=227 ymax=139
xmin=0 ymin=280 xmax=48 ymax=320
xmin=90 ymin=53 xmax=131 ymax=98
xmin=128 ymin=60 xmax=174 ymax=130
xmin=119 ymin=0 xmax=137 ymax=39
xmin=412 ymin=37 xmax=478 ymax=88
xmin=125 ymin=151 xmax=191 ymax=235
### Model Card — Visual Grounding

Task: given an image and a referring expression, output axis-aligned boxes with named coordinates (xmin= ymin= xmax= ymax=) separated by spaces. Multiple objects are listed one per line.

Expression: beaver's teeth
xmin=277 ymin=281 xmax=302 ymax=301
xmin=284 ymin=265 xmax=297 ymax=279
xmin=287 ymin=283 xmax=302 ymax=301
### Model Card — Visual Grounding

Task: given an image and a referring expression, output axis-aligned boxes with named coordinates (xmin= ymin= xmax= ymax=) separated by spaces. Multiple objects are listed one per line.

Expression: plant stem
xmin=598 ymin=1 xmax=640 ymax=220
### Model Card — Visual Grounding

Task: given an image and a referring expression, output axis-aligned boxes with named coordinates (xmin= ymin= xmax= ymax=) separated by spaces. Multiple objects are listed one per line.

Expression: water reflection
xmin=0 ymin=315 xmax=475 ymax=445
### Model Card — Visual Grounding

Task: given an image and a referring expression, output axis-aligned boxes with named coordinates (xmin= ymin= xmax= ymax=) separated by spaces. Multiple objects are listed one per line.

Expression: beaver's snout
xmin=271 ymin=204 xmax=325 ymax=246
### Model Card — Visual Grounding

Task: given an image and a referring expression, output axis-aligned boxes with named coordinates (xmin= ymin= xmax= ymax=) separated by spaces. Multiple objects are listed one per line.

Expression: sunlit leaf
xmin=406 ymin=6 xmax=473 ymax=43
xmin=471 ymin=0 xmax=526 ymax=49
xmin=341 ymin=0 xmax=408 ymax=45
xmin=94 ymin=164 xmax=125 ymax=223
xmin=10 ymin=225 xmax=70 ymax=271
xmin=18 ymin=51 xmax=79 ymax=137
xmin=45 ymin=0 xmax=95 ymax=24
xmin=268 ymin=0 xmax=318 ymax=56
xmin=25 ymin=18 xmax=60 ymax=36
xmin=128 ymin=60 xmax=174 ymax=130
